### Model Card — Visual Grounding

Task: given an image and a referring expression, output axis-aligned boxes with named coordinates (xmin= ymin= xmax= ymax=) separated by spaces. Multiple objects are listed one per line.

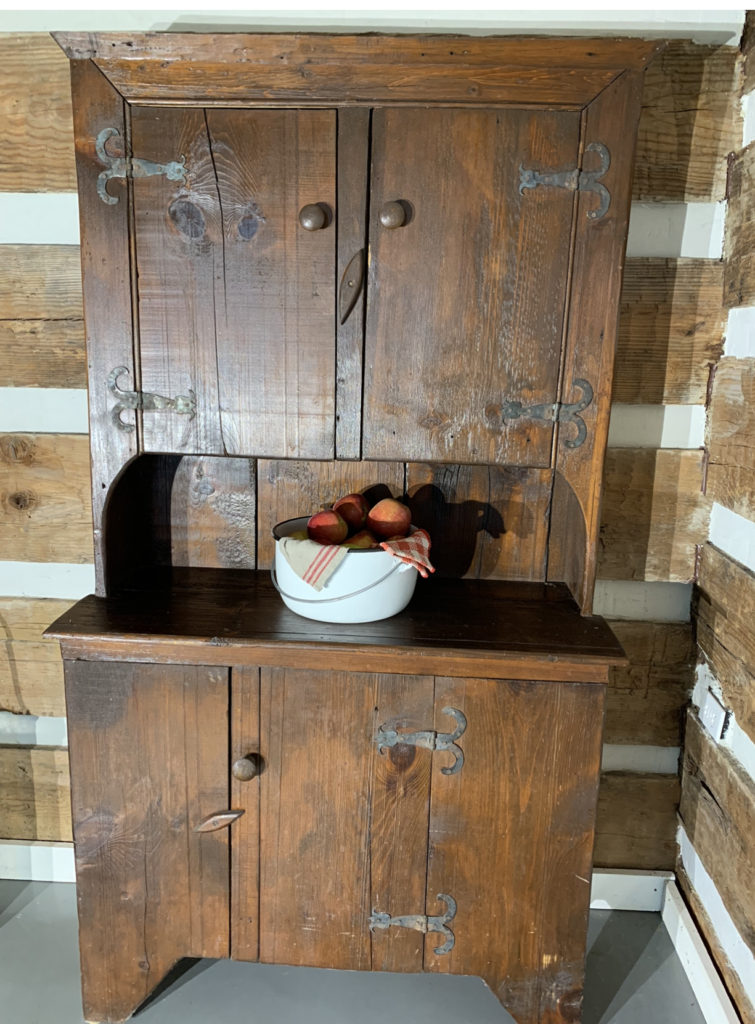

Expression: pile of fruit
xmin=298 ymin=493 xmax=412 ymax=549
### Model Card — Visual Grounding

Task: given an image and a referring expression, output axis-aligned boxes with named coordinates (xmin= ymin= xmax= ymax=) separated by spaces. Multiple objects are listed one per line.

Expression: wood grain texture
xmin=677 ymin=863 xmax=755 ymax=1024
xmin=593 ymin=771 xmax=680 ymax=869
xmin=256 ymin=459 xmax=405 ymax=567
xmin=0 ymin=745 xmax=71 ymax=842
xmin=0 ymin=34 xmax=76 ymax=192
xmin=680 ymin=712 xmax=755 ymax=955
xmin=363 ymin=106 xmax=579 ymax=466
xmin=0 ymin=598 xmax=72 ymax=717
xmin=69 ymin=59 xmax=137 ymax=595
xmin=744 ymin=10 xmax=755 ymax=94
xmin=259 ymin=667 xmax=375 ymax=970
xmin=633 ymin=41 xmax=742 ymax=202
xmin=0 ymin=319 xmax=86 ymax=389
xmin=425 ymin=678 xmax=603 ymax=1024
xmin=0 ymin=433 xmax=93 ymax=564
xmin=231 ymin=666 xmax=260 ymax=962
xmin=614 ymin=258 xmax=725 ymax=405
xmin=599 ymin=449 xmax=709 ymax=583
xmin=605 ymin=620 xmax=695 ymax=746
xmin=551 ymin=71 xmax=645 ymax=614
xmin=724 ymin=141 xmax=755 ymax=307
xmin=697 ymin=543 xmax=755 ymax=743
xmin=405 ymin=463 xmax=551 ymax=581
xmin=706 ymin=358 xmax=755 ymax=519
xmin=65 ymin=660 xmax=230 ymax=1023
xmin=0 ymin=245 xmax=82 ymax=320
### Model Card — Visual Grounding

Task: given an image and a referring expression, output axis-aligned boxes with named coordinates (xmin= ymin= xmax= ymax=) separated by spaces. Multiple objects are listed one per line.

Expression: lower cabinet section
xmin=64 ymin=660 xmax=605 ymax=1024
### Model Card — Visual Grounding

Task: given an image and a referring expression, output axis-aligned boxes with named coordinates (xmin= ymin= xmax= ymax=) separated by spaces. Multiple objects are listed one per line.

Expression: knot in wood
xmin=0 ymin=435 xmax=34 ymax=464
xmin=7 ymin=490 xmax=38 ymax=513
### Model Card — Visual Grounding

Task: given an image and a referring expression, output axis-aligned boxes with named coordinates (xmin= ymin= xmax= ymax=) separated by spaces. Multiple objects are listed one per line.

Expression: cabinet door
xmin=131 ymin=107 xmax=336 ymax=458
xmin=363 ymin=107 xmax=580 ymax=466
xmin=253 ymin=667 xmax=435 ymax=971
xmin=424 ymin=677 xmax=604 ymax=1024
xmin=65 ymin=661 xmax=230 ymax=1024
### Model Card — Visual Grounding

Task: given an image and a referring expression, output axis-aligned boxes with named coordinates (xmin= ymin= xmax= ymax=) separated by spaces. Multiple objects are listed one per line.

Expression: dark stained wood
xmin=363 ymin=107 xmax=580 ymax=466
xmin=552 ymin=70 xmax=645 ymax=614
xmin=256 ymin=459 xmax=405 ymax=568
xmin=52 ymin=34 xmax=662 ymax=107
xmin=336 ymin=107 xmax=370 ymax=458
xmin=69 ymin=59 xmax=137 ymax=595
xmin=425 ymin=678 xmax=604 ymax=1024
xmin=231 ymin=666 xmax=260 ymax=961
xmin=405 ymin=463 xmax=552 ymax=581
xmin=45 ymin=573 xmax=625 ymax=679
xmin=258 ymin=667 xmax=375 ymax=969
xmin=680 ymin=713 xmax=755 ymax=957
xmin=369 ymin=674 xmax=435 ymax=973
xmin=65 ymin=660 xmax=230 ymax=1022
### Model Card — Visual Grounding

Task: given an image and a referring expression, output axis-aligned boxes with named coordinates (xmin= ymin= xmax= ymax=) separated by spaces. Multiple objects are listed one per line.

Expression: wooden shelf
xmin=46 ymin=570 xmax=625 ymax=681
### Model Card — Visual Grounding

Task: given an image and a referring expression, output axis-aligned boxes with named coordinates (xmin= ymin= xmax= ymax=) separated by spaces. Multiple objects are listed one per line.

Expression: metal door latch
xmin=369 ymin=893 xmax=457 ymax=955
xmin=375 ymin=706 xmax=467 ymax=775
xmin=519 ymin=141 xmax=611 ymax=220
xmin=95 ymin=127 xmax=187 ymax=205
xmin=501 ymin=377 xmax=594 ymax=449
xmin=108 ymin=366 xmax=197 ymax=432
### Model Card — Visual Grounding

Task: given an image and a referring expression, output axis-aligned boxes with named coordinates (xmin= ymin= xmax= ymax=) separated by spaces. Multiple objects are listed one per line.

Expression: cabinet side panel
xmin=258 ymin=667 xmax=375 ymax=969
xmin=65 ymin=661 xmax=230 ymax=1023
xmin=231 ymin=666 xmax=261 ymax=961
xmin=364 ymin=107 xmax=580 ymax=466
xmin=549 ymin=71 xmax=645 ymax=613
xmin=70 ymin=60 xmax=137 ymax=595
xmin=210 ymin=108 xmax=337 ymax=459
xmin=425 ymin=677 xmax=604 ymax=1024
xmin=369 ymin=674 xmax=434 ymax=972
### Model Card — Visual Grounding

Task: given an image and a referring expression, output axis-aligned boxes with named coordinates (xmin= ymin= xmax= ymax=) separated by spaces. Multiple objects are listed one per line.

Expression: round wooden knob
xmin=298 ymin=203 xmax=328 ymax=231
xmin=379 ymin=201 xmax=408 ymax=229
xmin=232 ymin=755 xmax=260 ymax=782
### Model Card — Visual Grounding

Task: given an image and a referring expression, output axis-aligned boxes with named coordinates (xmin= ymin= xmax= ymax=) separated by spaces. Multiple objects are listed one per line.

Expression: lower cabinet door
xmin=65 ymin=660 xmax=231 ymax=1023
xmin=251 ymin=667 xmax=435 ymax=971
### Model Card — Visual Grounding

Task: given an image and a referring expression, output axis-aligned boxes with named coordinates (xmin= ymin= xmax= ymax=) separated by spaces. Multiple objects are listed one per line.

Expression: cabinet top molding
xmin=52 ymin=32 xmax=664 ymax=107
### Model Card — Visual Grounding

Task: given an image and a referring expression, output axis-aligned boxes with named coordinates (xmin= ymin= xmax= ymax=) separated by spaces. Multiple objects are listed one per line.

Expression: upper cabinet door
xmin=363 ymin=108 xmax=580 ymax=466
xmin=132 ymin=107 xmax=336 ymax=458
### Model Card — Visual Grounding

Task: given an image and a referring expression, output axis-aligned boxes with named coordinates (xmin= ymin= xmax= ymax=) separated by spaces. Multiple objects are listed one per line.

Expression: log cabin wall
xmin=0 ymin=13 xmax=743 ymax=957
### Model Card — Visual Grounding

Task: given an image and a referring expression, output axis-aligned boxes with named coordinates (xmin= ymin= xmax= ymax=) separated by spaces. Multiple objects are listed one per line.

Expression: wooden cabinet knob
xmin=298 ymin=203 xmax=329 ymax=231
xmin=232 ymin=755 xmax=261 ymax=782
xmin=379 ymin=201 xmax=408 ymax=229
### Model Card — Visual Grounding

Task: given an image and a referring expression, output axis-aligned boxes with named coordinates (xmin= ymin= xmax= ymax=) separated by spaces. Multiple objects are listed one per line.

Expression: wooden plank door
xmin=363 ymin=107 xmax=581 ymax=466
xmin=65 ymin=660 xmax=230 ymax=1024
xmin=131 ymin=107 xmax=336 ymax=458
xmin=256 ymin=667 xmax=434 ymax=971
xmin=424 ymin=677 xmax=605 ymax=1024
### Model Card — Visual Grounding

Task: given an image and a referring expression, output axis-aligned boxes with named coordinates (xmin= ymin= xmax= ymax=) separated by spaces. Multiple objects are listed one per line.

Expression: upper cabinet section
xmin=131 ymin=107 xmax=337 ymax=458
xmin=363 ymin=107 xmax=580 ymax=466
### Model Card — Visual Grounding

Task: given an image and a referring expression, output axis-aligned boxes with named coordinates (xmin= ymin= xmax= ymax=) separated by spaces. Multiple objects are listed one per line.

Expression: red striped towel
xmin=279 ymin=537 xmax=349 ymax=592
xmin=380 ymin=529 xmax=435 ymax=578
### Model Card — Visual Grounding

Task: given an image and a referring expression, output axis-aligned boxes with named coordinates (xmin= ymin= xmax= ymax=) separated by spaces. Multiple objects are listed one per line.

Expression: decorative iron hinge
xmin=370 ymin=894 xmax=457 ymax=955
xmin=501 ymin=378 xmax=594 ymax=450
xmin=375 ymin=706 xmax=467 ymax=776
xmin=108 ymin=366 xmax=197 ymax=433
xmin=95 ymin=127 xmax=187 ymax=205
xmin=519 ymin=142 xmax=611 ymax=220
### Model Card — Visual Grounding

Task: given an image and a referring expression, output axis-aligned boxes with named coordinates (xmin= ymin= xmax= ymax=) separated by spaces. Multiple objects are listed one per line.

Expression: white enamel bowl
xmin=271 ymin=517 xmax=418 ymax=624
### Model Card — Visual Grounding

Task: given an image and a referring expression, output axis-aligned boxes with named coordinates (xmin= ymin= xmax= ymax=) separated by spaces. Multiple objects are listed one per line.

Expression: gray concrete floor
xmin=0 ymin=880 xmax=706 ymax=1023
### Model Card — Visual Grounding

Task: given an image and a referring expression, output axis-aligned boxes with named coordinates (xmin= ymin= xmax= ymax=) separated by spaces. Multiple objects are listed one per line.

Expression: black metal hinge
xmin=95 ymin=127 xmax=187 ymax=205
xmin=369 ymin=894 xmax=457 ymax=955
xmin=501 ymin=378 xmax=594 ymax=450
xmin=108 ymin=367 xmax=196 ymax=433
xmin=519 ymin=142 xmax=611 ymax=220
xmin=375 ymin=707 xmax=467 ymax=776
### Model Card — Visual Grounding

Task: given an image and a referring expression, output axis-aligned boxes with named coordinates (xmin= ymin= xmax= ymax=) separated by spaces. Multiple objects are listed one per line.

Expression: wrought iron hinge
xmin=501 ymin=378 xmax=594 ymax=450
xmin=369 ymin=894 xmax=457 ymax=955
xmin=375 ymin=706 xmax=467 ymax=775
xmin=95 ymin=127 xmax=187 ymax=205
xmin=519 ymin=142 xmax=611 ymax=220
xmin=108 ymin=366 xmax=197 ymax=433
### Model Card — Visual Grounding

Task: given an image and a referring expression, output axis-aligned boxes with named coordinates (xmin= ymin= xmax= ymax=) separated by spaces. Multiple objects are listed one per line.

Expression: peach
xmin=340 ymin=529 xmax=377 ymax=549
xmin=332 ymin=492 xmax=369 ymax=531
xmin=307 ymin=509 xmax=348 ymax=545
xmin=367 ymin=498 xmax=411 ymax=539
